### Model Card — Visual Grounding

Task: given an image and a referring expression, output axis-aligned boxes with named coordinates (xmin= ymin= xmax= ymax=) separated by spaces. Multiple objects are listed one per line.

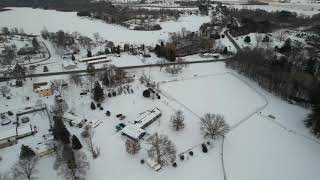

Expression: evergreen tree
xmin=244 ymin=36 xmax=251 ymax=43
xmin=305 ymin=87 xmax=320 ymax=135
xmin=90 ymin=102 xmax=96 ymax=110
xmin=86 ymin=64 xmax=96 ymax=76
xmin=52 ymin=116 xmax=70 ymax=144
xmin=72 ymin=135 xmax=83 ymax=150
xmin=87 ymin=50 xmax=92 ymax=57
xmin=143 ymin=89 xmax=150 ymax=98
xmin=19 ymin=145 xmax=36 ymax=160
xmin=105 ymin=48 xmax=110 ymax=54
xmin=93 ymin=81 xmax=104 ymax=102
xmin=116 ymin=45 xmax=121 ymax=54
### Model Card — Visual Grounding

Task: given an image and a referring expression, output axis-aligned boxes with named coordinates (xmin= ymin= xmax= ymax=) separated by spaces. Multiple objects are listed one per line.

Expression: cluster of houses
xmin=121 ymin=107 xmax=162 ymax=141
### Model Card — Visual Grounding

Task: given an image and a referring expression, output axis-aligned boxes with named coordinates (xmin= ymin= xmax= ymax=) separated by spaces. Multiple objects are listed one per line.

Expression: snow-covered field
xmin=227 ymin=2 xmax=320 ymax=16
xmin=160 ymin=73 xmax=266 ymax=126
xmin=0 ymin=8 xmax=210 ymax=46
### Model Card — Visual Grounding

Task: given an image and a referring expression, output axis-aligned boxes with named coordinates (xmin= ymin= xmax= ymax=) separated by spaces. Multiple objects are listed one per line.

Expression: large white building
xmin=121 ymin=107 xmax=162 ymax=141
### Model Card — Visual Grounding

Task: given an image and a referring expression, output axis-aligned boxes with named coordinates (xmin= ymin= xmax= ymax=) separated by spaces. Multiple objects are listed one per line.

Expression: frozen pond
xmin=0 ymin=7 xmax=210 ymax=45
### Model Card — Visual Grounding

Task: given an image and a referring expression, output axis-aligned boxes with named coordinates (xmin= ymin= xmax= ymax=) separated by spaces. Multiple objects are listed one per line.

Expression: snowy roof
xmin=87 ymin=58 xmax=111 ymax=64
xmin=0 ymin=128 xmax=17 ymax=140
xmin=146 ymin=158 xmax=161 ymax=171
xmin=17 ymin=125 xmax=33 ymax=136
xmin=121 ymin=125 xmax=146 ymax=140
xmin=63 ymin=113 xmax=83 ymax=124
xmin=79 ymin=55 xmax=107 ymax=62
xmin=36 ymin=84 xmax=51 ymax=91
xmin=134 ymin=107 xmax=162 ymax=129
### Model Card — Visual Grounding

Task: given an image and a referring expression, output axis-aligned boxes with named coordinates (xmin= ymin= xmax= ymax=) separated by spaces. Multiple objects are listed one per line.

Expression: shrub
xmin=97 ymin=103 xmax=101 ymax=107
xmin=244 ymin=36 xmax=251 ymax=43
xmin=100 ymin=107 xmax=103 ymax=110
xmin=140 ymin=159 xmax=145 ymax=164
xmin=71 ymin=135 xmax=82 ymax=150
xmin=189 ymin=151 xmax=194 ymax=156
xmin=201 ymin=143 xmax=208 ymax=153
xmin=143 ymin=89 xmax=150 ymax=98
xmin=106 ymin=111 xmax=111 ymax=116
xmin=90 ymin=102 xmax=96 ymax=110
xmin=108 ymin=93 xmax=112 ymax=97
xmin=172 ymin=162 xmax=177 ymax=167
xmin=112 ymin=91 xmax=116 ymax=96
xmin=180 ymin=155 xmax=185 ymax=161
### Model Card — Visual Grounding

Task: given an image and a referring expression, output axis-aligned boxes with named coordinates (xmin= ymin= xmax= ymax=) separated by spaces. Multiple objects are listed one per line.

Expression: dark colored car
xmin=116 ymin=123 xmax=126 ymax=131
xmin=43 ymin=66 xmax=49 ymax=72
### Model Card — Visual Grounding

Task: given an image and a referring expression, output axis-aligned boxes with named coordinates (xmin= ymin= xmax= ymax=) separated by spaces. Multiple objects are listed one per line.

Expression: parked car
xmin=119 ymin=115 xmax=126 ymax=120
xmin=80 ymin=92 xmax=87 ymax=95
xmin=116 ymin=114 xmax=123 ymax=118
xmin=116 ymin=123 xmax=126 ymax=131
xmin=43 ymin=66 xmax=49 ymax=72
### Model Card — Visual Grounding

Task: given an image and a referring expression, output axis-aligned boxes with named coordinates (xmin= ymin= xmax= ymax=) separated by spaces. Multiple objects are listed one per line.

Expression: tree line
xmin=226 ymin=47 xmax=319 ymax=105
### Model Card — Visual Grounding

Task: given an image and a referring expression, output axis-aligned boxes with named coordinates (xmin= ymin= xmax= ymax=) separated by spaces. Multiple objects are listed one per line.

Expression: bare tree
xmin=170 ymin=110 xmax=185 ymax=131
xmin=51 ymin=97 xmax=68 ymax=117
xmin=165 ymin=58 xmax=187 ymax=75
xmin=255 ymin=34 xmax=263 ymax=47
xmin=139 ymin=71 xmax=151 ymax=85
xmin=69 ymin=74 xmax=82 ymax=86
xmin=11 ymin=157 xmax=38 ymax=180
xmin=0 ymin=86 xmax=10 ymax=97
xmin=93 ymin=32 xmax=102 ymax=43
xmin=83 ymin=126 xmax=100 ymax=159
xmin=125 ymin=139 xmax=141 ymax=155
xmin=52 ymin=79 xmax=68 ymax=96
xmin=200 ymin=113 xmax=230 ymax=139
xmin=147 ymin=133 xmax=176 ymax=165
xmin=57 ymin=146 xmax=89 ymax=180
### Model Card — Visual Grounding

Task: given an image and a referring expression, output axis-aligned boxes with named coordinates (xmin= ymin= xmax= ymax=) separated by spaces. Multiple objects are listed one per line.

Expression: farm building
xmin=0 ymin=125 xmax=37 ymax=149
xmin=134 ymin=107 xmax=162 ymax=129
xmin=0 ymin=128 xmax=18 ymax=149
xmin=33 ymin=82 xmax=53 ymax=96
xmin=121 ymin=107 xmax=162 ymax=141
xmin=79 ymin=55 xmax=110 ymax=63
xmin=121 ymin=125 xmax=146 ymax=141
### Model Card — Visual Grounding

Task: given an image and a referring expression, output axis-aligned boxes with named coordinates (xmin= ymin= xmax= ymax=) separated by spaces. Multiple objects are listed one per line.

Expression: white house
xmin=121 ymin=107 xmax=162 ymax=141
xmin=134 ymin=107 xmax=162 ymax=129
xmin=121 ymin=125 xmax=146 ymax=141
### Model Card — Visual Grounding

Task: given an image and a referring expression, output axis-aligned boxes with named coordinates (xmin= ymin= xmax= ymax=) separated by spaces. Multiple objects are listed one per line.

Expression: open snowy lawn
xmin=160 ymin=73 xmax=266 ymax=126
xmin=0 ymin=8 xmax=210 ymax=45
xmin=224 ymin=115 xmax=320 ymax=180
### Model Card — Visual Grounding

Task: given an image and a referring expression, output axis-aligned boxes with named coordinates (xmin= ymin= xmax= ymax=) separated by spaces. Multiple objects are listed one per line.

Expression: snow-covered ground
xmin=226 ymin=2 xmax=320 ymax=16
xmin=0 ymin=8 xmax=210 ymax=46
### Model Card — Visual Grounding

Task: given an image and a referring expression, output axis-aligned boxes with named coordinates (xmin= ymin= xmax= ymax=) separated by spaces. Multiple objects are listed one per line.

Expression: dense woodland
xmin=221 ymin=7 xmax=320 ymax=36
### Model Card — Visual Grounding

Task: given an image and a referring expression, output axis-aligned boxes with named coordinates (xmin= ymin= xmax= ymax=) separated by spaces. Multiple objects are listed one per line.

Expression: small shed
xmin=146 ymin=158 xmax=162 ymax=171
